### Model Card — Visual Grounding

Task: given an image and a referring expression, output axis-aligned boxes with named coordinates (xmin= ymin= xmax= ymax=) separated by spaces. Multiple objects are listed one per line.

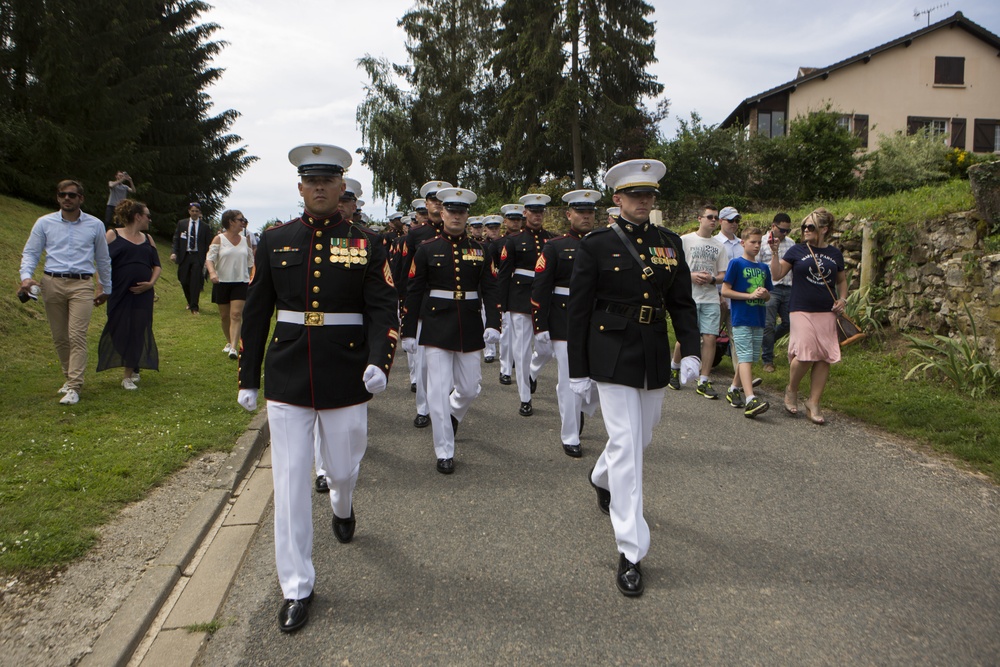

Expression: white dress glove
xmin=483 ymin=327 xmax=501 ymax=345
xmin=680 ymin=355 xmax=700 ymax=386
xmin=534 ymin=331 xmax=552 ymax=355
xmin=401 ymin=337 xmax=418 ymax=354
xmin=237 ymin=388 xmax=258 ymax=412
xmin=363 ymin=365 xmax=387 ymax=394
xmin=569 ymin=377 xmax=592 ymax=403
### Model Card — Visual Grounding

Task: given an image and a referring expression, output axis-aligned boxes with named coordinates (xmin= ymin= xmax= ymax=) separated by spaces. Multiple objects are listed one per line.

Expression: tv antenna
xmin=914 ymin=3 xmax=949 ymax=26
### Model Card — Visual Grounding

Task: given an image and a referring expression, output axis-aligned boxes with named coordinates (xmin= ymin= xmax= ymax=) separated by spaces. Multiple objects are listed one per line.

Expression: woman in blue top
xmin=767 ymin=208 xmax=848 ymax=425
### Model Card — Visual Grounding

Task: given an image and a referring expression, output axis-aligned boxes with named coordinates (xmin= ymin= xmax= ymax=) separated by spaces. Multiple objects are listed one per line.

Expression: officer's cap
xmin=401 ymin=215 xmax=412 ymax=225
xmin=604 ymin=159 xmax=665 ymax=194
xmin=562 ymin=189 xmax=601 ymax=210
xmin=501 ymin=204 xmax=525 ymax=219
xmin=468 ymin=216 xmax=484 ymax=227
xmin=519 ymin=193 xmax=551 ymax=211
xmin=341 ymin=178 xmax=363 ymax=201
xmin=607 ymin=206 xmax=621 ymax=217
xmin=420 ymin=180 xmax=453 ymax=200
xmin=388 ymin=211 xmax=403 ymax=221
xmin=356 ymin=199 xmax=365 ymax=208
xmin=437 ymin=187 xmax=477 ymax=211
xmin=360 ymin=212 xmax=370 ymax=223
xmin=288 ymin=144 xmax=352 ymax=177
xmin=483 ymin=215 xmax=503 ymax=227
xmin=411 ymin=198 xmax=427 ymax=213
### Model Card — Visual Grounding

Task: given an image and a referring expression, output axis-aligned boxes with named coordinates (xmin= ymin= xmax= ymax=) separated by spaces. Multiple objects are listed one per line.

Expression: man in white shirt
xmin=20 ymin=179 xmax=112 ymax=405
xmin=670 ymin=205 xmax=727 ymax=399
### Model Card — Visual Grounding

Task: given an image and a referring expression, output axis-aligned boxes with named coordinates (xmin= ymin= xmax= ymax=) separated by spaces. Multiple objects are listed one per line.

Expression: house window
xmin=837 ymin=114 xmax=870 ymax=148
xmin=972 ymin=119 xmax=1000 ymax=153
xmin=908 ymin=116 xmax=949 ymax=144
xmin=934 ymin=56 xmax=965 ymax=85
xmin=756 ymin=110 xmax=785 ymax=138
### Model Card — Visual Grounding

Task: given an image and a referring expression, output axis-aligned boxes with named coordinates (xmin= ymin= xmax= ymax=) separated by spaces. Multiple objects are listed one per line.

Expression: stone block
xmin=139 ymin=628 xmax=207 ymax=667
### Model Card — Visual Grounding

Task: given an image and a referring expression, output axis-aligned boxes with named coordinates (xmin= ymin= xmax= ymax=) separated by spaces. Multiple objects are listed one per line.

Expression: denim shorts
xmin=732 ymin=325 xmax=763 ymax=364
xmin=696 ymin=302 xmax=721 ymax=336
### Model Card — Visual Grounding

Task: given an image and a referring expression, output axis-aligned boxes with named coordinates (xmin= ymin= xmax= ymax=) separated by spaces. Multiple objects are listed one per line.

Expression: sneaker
xmin=696 ymin=380 xmax=719 ymax=399
xmin=223 ymin=343 xmax=232 ymax=354
xmin=751 ymin=377 xmax=763 ymax=388
xmin=762 ymin=363 xmax=776 ymax=373
xmin=130 ymin=371 xmax=141 ymax=383
xmin=229 ymin=350 xmax=239 ymax=360
xmin=59 ymin=389 xmax=79 ymax=405
xmin=57 ymin=382 xmax=71 ymax=395
xmin=726 ymin=387 xmax=744 ymax=408
xmin=667 ymin=368 xmax=681 ymax=390
xmin=122 ymin=378 xmax=138 ymax=390
xmin=744 ymin=396 xmax=770 ymax=419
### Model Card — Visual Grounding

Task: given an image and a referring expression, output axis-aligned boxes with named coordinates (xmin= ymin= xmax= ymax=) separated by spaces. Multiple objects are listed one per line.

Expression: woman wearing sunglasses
xmin=206 ymin=210 xmax=255 ymax=359
xmin=767 ymin=208 xmax=848 ymax=424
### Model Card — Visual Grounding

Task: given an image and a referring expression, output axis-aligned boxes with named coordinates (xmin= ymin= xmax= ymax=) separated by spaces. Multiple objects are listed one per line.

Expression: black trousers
xmin=177 ymin=253 xmax=206 ymax=311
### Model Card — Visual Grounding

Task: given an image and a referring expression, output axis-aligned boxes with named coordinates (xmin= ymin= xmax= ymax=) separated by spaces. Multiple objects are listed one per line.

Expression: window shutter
xmin=907 ymin=117 xmax=922 ymax=135
xmin=972 ymin=119 xmax=996 ymax=153
xmin=934 ymin=57 xmax=965 ymax=85
xmin=854 ymin=115 xmax=869 ymax=149
xmin=950 ymin=118 xmax=966 ymax=149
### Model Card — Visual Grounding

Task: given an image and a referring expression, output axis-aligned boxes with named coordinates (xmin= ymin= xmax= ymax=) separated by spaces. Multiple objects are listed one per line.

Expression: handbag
xmin=805 ymin=243 xmax=866 ymax=348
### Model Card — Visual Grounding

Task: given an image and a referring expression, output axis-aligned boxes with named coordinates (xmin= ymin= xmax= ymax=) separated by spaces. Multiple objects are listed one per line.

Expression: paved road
xmin=199 ymin=357 xmax=1000 ymax=665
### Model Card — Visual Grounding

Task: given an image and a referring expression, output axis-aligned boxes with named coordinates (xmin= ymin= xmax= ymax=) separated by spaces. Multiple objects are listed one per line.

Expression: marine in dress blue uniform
xmin=530 ymin=189 xmax=602 ymax=457
xmin=237 ymin=144 xmax=399 ymax=633
xmin=480 ymin=215 xmax=503 ymax=363
xmin=567 ymin=159 xmax=701 ymax=597
xmin=497 ymin=196 xmax=554 ymax=415
xmin=401 ymin=187 xmax=501 ymax=473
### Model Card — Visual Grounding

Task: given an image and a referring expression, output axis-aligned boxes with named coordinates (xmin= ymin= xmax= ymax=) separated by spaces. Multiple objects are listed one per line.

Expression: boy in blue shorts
xmin=721 ymin=227 xmax=773 ymax=418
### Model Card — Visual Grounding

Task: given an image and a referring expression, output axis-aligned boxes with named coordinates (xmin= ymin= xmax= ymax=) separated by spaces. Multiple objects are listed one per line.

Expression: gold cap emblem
xmin=311 ymin=146 xmax=322 ymax=155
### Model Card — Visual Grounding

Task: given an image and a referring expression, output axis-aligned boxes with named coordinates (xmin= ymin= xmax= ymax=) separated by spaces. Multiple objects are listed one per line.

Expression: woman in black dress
xmin=97 ymin=199 xmax=161 ymax=389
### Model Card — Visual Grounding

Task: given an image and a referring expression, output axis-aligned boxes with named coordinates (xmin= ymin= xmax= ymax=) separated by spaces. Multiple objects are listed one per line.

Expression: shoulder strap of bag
xmin=804 ymin=243 xmax=838 ymax=302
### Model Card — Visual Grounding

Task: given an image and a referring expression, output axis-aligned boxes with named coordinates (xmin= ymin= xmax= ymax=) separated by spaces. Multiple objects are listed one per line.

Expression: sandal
xmin=783 ymin=387 xmax=798 ymax=415
xmin=803 ymin=402 xmax=826 ymax=425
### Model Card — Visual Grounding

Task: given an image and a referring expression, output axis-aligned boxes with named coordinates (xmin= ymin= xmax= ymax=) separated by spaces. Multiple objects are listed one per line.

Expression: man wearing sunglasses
xmin=171 ymin=201 xmax=211 ymax=314
xmin=20 ymin=180 xmax=112 ymax=405
xmin=756 ymin=213 xmax=795 ymax=373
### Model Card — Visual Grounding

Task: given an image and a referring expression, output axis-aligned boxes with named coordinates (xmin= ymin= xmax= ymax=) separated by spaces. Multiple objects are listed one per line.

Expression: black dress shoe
xmin=529 ymin=377 xmax=537 ymax=394
xmin=616 ymin=553 xmax=644 ymax=597
xmin=332 ymin=508 xmax=355 ymax=543
xmin=579 ymin=412 xmax=585 ymax=436
xmin=499 ymin=373 xmax=512 ymax=385
xmin=518 ymin=401 xmax=533 ymax=417
xmin=414 ymin=413 xmax=430 ymax=428
xmin=589 ymin=466 xmax=610 ymax=515
xmin=436 ymin=458 xmax=455 ymax=474
xmin=314 ymin=475 xmax=329 ymax=494
xmin=277 ymin=591 xmax=314 ymax=633
xmin=410 ymin=382 xmax=417 ymax=393
xmin=484 ymin=355 xmax=495 ymax=363
xmin=563 ymin=444 xmax=583 ymax=458
xmin=451 ymin=414 xmax=459 ymax=435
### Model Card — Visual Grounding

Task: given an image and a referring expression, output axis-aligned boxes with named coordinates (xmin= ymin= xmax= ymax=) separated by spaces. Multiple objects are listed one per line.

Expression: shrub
xmin=861 ymin=129 xmax=949 ymax=196
xmin=904 ymin=303 xmax=1000 ymax=398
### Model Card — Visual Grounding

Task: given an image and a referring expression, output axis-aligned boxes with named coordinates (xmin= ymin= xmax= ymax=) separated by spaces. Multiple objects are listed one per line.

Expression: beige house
xmin=721 ymin=12 xmax=1000 ymax=153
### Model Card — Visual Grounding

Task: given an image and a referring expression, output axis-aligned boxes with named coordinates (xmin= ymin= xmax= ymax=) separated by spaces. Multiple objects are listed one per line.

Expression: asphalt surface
xmin=198 ymin=356 xmax=1000 ymax=666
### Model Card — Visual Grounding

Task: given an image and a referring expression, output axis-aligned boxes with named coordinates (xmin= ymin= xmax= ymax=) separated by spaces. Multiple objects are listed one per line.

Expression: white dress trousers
xmin=413 ymin=319 xmax=429 ymax=415
xmin=590 ymin=383 xmax=665 ymax=564
xmin=267 ymin=400 xmax=367 ymax=600
xmin=552 ymin=340 xmax=597 ymax=446
xmin=481 ymin=304 xmax=496 ymax=360
xmin=499 ymin=311 xmax=513 ymax=375
xmin=510 ymin=312 xmax=548 ymax=403
xmin=424 ymin=346 xmax=482 ymax=459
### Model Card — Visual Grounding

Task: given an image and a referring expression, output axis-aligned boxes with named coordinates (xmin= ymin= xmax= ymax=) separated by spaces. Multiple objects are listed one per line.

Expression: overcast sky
xmin=203 ymin=0 xmax=1000 ymax=229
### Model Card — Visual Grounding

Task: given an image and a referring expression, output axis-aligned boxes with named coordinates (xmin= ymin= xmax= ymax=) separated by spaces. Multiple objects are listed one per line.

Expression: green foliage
xmin=0 ymin=0 xmax=256 ymax=236
xmin=860 ymin=129 xmax=949 ymax=197
xmin=904 ymin=303 xmax=1000 ymax=399
xmin=844 ymin=285 xmax=886 ymax=340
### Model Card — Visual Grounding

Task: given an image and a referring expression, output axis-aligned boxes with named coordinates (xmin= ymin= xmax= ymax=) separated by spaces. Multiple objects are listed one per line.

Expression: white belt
xmin=429 ymin=289 xmax=479 ymax=300
xmin=553 ymin=286 xmax=570 ymax=296
xmin=276 ymin=310 xmax=363 ymax=326
xmin=514 ymin=268 xmax=535 ymax=278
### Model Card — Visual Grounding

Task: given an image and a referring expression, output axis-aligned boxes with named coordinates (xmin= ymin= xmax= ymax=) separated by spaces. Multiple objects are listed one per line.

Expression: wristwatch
xmin=710 ymin=275 xmax=716 ymax=285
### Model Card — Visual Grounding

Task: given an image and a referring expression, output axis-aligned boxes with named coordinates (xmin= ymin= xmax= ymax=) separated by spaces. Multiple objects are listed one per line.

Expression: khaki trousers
xmin=41 ymin=274 xmax=96 ymax=392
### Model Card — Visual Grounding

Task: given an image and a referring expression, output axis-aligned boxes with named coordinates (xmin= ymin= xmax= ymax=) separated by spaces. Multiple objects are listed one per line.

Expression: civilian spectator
xmin=755 ymin=213 xmax=795 ymax=372
xmin=170 ymin=202 xmax=211 ymax=314
xmin=206 ymin=209 xmax=254 ymax=360
xmin=105 ymin=171 xmax=134 ymax=226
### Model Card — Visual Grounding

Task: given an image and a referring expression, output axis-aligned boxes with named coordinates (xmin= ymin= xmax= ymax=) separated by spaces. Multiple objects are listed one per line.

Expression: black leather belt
xmin=45 ymin=271 xmax=92 ymax=279
xmin=595 ymin=299 xmax=666 ymax=324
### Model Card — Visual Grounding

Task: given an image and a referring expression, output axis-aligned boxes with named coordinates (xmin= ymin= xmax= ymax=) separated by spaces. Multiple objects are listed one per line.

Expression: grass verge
xmin=0 ymin=194 xmax=255 ymax=571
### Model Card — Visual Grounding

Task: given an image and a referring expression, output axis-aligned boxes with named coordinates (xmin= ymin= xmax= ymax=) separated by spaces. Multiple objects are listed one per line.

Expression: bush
xmin=860 ymin=129 xmax=949 ymax=196
xmin=904 ymin=303 xmax=1000 ymax=398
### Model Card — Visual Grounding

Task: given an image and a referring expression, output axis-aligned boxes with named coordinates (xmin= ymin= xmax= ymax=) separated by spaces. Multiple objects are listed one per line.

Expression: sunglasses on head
xmin=801 ymin=223 xmax=817 ymax=232
xmin=58 ymin=191 xmax=80 ymax=199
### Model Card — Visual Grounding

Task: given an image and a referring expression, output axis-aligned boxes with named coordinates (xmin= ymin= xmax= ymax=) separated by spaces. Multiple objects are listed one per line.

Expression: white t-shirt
xmin=681 ymin=232 xmax=726 ymax=304
xmin=207 ymin=233 xmax=254 ymax=283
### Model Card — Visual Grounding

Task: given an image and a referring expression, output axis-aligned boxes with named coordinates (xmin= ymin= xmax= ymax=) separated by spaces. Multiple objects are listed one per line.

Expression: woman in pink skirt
xmin=767 ymin=208 xmax=848 ymax=424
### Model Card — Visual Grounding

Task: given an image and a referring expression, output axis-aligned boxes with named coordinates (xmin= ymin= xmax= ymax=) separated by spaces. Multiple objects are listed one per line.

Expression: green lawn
xmin=0 ymin=195 xmax=255 ymax=570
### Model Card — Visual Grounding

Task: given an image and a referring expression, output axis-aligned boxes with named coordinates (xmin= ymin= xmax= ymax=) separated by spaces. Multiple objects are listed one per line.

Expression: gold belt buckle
xmin=638 ymin=305 xmax=653 ymax=324
xmin=303 ymin=311 xmax=323 ymax=326
xmin=454 ymin=291 xmax=464 ymax=300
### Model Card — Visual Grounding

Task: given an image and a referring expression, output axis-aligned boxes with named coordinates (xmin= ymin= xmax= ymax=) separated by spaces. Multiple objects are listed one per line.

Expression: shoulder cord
xmin=609 ymin=222 xmax=678 ymax=309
